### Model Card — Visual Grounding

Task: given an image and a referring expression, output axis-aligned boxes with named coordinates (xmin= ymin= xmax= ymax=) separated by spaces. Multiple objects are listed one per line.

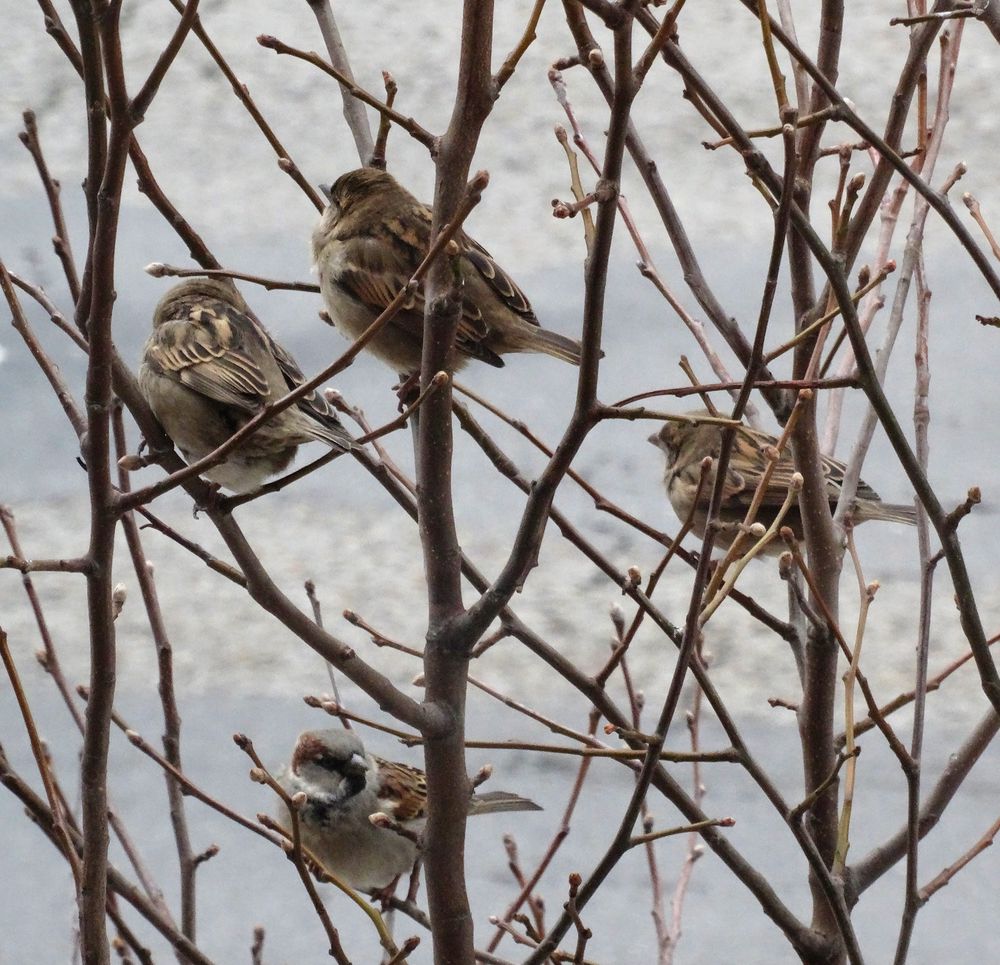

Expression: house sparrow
xmin=138 ymin=277 xmax=353 ymax=493
xmin=276 ymin=728 xmax=541 ymax=892
xmin=649 ymin=411 xmax=917 ymax=551
xmin=311 ymin=167 xmax=585 ymax=375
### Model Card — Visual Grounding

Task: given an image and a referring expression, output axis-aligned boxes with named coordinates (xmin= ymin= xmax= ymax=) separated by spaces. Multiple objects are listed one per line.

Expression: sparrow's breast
xmin=296 ymin=786 xmax=419 ymax=890
xmin=664 ymin=468 xmax=692 ymax=518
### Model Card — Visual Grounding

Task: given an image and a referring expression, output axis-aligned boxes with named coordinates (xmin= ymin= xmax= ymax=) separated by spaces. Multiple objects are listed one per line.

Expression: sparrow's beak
xmin=647 ymin=433 xmax=661 ymax=447
xmin=346 ymin=752 xmax=369 ymax=774
xmin=318 ymin=183 xmax=333 ymax=203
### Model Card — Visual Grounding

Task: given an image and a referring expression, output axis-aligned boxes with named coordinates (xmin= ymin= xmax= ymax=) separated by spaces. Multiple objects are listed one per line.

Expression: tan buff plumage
xmin=649 ymin=411 xmax=916 ymax=552
xmin=311 ymin=167 xmax=584 ymax=373
xmin=278 ymin=728 xmax=541 ymax=892
xmin=139 ymin=278 xmax=353 ymax=492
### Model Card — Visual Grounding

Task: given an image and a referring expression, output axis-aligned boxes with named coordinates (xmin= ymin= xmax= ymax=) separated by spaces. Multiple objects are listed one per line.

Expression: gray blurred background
xmin=2 ymin=2 xmax=999 ymax=962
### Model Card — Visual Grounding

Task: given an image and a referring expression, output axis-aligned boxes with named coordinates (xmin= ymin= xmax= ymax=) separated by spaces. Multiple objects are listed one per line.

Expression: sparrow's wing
xmin=146 ymin=295 xmax=272 ymax=411
xmin=334 ymin=212 xmax=504 ymax=366
xmin=372 ymin=757 xmax=428 ymax=823
xmin=469 ymin=790 xmax=542 ymax=815
xmin=815 ymin=450 xmax=883 ymax=502
xmin=725 ymin=426 xmax=883 ymax=507
xmin=263 ymin=329 xmax=354 ymax=449
xmin=460 ymin=233 xmax=539 ymax=327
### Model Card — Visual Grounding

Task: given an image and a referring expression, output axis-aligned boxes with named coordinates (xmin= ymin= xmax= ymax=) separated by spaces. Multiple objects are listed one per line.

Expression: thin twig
xmin=257 ymin=34 xmax=436 ymax=153
xmin=18 ymin=109 xmax=80 ymax=300
xmin=304 ymin=0 xmax=375 ymax=163
xmin=0 ymin=629 xmax=82 ymax=887
xmin=145 ymin=263 xmax=319 ymax=292
xmin=221 ymin=373 xmax=448 ymax=511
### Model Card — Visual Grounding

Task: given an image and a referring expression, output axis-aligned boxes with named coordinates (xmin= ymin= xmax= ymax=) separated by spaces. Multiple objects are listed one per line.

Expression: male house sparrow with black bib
xmin=277 ymin=728 xmax=541 ymax=892
xmin=139 ymin=277 xmax=353 ymax=493
xmin=649 ymin=411 xmax=917 ymax=551
xmin=311 ymin=167 xmax=585 ymax=375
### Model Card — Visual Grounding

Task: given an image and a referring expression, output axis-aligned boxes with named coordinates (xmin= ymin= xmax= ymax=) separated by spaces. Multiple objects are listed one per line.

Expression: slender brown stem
xmin=917 ymin=814 xmax=1000 ymax=900
xmin=222 ymin=373 xmax=448 ymax=511
xmin=0 ymin=263 xmax=87 ymax=439
xmin=257 ymin=34 xmax=436 ymax=153
xmin=492 ymin=710 xmax=598 ymax=953
xmin=495 ymin=0 xmax=548 ymax=89
xmin=129 ymin=0 xmax=200 ymax=122
xmin=849 ymin=707 xmax=1000 ymax=897
xmin=146 ymin=263 xmax=319 ymax=292
xmin=112 ymin=408 xmax=201 ymax=943
xmin=18 ymin=109 xmax=81 ymax=300
xmin=0 ymin=747 xmax=217 ymax=965
xmin=0 ymin=629 xmax=82 ymax=887
xmin=163 ymin=0 xmax=324 ymax=208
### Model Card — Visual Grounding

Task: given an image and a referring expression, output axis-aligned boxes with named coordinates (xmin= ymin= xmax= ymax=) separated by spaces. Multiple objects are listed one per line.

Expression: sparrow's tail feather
xmin=470 ymin=790 xmax=543 ymax=816
xmin=304 ymin=416 xmax=355 ymax=452
xmin=519 ymin=326 xmax=585 ymax=365
xmin=856 ymin=501 xmax=918 ymax=525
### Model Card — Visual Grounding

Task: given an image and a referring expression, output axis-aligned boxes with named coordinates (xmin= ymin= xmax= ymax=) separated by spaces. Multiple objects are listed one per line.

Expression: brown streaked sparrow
xmin=276 ymin=728 xmax=541 ymax=892
xmin=138 ymin=277 xmax=353 ymax=493
xmin=649 ymin=411 xmax=917 ymax=551
xmin=311 ymin=167 xmax=585 ymax=375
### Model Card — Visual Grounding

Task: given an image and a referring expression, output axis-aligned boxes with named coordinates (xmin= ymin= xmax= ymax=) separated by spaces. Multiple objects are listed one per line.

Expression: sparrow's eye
xmin=318 ymin=184 xmax=341 ymax=217
xmin=662 ymin=433 xmax=681 ymax=457
xmin=312 ymin=749 xmax=368 ymax=776
xmin=315 ymin=752 xmax=347 ymax=773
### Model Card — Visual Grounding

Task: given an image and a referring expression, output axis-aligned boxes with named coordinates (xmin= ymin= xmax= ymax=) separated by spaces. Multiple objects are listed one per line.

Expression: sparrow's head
xmin=648 ymin=415 xmax=696 ymax=463
xmin=313 ymin=167 xmax=411 ymax=256
xmin=151 ymin=277 xmax=249 ymax=329
xmin=290 ymin=729 xmax=371 ymax=798
xmin=320 ymin=167 xmax=402 ymax=218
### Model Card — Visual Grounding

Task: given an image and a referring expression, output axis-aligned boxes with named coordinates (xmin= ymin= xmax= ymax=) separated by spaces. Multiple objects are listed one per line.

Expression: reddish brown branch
xmin=18 ymin=109 xmax=81 ymax=300
xmin=164 ymin=0 xmax=324 ymax=208
xmin=257 ymin=34 xmax=437 ymax=153
xmin=0 ymin=745 xmax=215 ymax=965
xmin=113 ymin=408 xmax=201 ymax=942
xmin=0 ymin=263 xmax=86 ymax=439
xmin=304 ymin=0 xmax=375 ymax=164
xmin=129 ymin=0 xmax=200 ymax=123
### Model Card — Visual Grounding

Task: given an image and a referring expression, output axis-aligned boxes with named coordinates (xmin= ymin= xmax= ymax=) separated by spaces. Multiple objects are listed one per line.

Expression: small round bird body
xmin=138 ymin=278 xmax=353 ymax=493
xmin=311 ymin=167 xmax=584 ymax=375
xmin=649 ymin=412 xmax=916 ymax=553
xmin=276 ymin=729 xmax=541 ymax=893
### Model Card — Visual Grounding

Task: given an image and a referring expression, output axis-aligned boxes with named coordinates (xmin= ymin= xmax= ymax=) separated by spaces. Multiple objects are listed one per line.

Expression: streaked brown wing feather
xmin=728 ymin=426 xmax=883 ymax=507
xmin=373 ymin=757 xmax=427 ymax=823
xmin=461 ymin=235 xmax=538 ymax=326
xmin=149 ymin=297 xmax=271 ymax=409
xmin=265 ymin=332 xmax=348 ymax=430
xmin=336 ymin=234 xmax=502 ymax=364
xmin=818 ymin=450 xmax=882 ymax=502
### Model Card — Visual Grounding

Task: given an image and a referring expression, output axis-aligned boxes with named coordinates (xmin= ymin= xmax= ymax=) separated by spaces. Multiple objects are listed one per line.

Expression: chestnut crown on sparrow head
xmin=649 ymin=411 xmax=917 ymax=551
xmin=311 ymin=167 xmax=585 ymax=375
xmin=276 ymin=728 xmax=541 ymax=892
xmin=139 ymin=277 xmax=353 ymax=493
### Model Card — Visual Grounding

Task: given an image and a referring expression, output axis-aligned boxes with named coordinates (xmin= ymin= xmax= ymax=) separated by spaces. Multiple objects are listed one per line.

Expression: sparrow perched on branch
xmin=311 ymin=167 xmax=585 ymax=375
xmin=138 ymin=277 xmax=353 ymax=493
xmin=277 ymin=728 xmax=541 ymax=892
xmin=649 ymin=411 xmax=917 ymax=552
